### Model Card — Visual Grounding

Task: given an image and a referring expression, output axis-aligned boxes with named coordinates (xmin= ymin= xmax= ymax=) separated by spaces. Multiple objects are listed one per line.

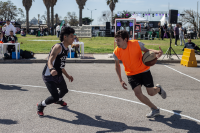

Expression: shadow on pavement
xmin=0 ymin=84 xmax=28 ymax=91
xmin=45 ymin=107 xmax=152 ymax=133
xmin=0 ymin=119 xmax=18 ymax=125
xmin=149 ymin=110 xmax=200 ymax=133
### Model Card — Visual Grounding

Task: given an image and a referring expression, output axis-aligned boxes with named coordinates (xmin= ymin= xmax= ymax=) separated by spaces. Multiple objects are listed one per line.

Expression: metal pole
xmin=91 ymin=10 xmax=92 ymax=25
xmin=197 ymin=1 xmax=199 ymax=38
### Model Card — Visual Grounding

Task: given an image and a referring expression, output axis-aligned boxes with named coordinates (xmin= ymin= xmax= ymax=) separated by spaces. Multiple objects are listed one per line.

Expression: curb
xmin=1 ymin=59 xmax=200 ymax=64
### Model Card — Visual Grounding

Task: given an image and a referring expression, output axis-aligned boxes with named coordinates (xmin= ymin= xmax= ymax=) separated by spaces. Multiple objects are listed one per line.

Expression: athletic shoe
xmin=156 ymin=84 xmax=167 ymax=99
xmin=175 ymin=45 xmax=177 ymax=46
xmin=55 ymin=100 xmax=67 ymax=106
xmin=146 ymin=108 xmax=160 ymax=118
xmin=37 ymin=102 xmax=45 ymax=116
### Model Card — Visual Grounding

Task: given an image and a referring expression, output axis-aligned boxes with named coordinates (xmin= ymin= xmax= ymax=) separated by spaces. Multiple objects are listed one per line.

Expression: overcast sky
xmin=1 ymin=0 xmax=199 ymax=25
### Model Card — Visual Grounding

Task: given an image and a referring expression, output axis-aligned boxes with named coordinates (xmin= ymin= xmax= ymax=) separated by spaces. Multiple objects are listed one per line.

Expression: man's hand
xmin=51 ymin=70 xmax=57 ymax=76
xmin=3 ymin=25 xmax=6 ymax=27
xmin=67 ymin=75 xmax=73 ymax=82
xmin=156 ymin=47 xmax=163 ymax=58
xmin=120 ymin=80 xmax=128 ymax=90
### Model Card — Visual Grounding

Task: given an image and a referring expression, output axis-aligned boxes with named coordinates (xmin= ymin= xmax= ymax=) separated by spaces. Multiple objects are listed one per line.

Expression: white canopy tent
xmin=160 ymin=15 xmax=169 ymax=26
xmin=129 ymin=15 xmax=149 ymax=22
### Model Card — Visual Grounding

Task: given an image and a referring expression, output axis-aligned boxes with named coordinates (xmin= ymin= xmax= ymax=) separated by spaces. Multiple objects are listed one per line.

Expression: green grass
xmin=17 ymin=34 xmax=200 ymax=54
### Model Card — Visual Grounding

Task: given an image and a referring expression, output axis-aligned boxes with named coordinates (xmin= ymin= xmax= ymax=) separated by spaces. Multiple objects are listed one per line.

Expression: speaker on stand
xmin=162 ymin=10 xmax=180 ymax=60
xmin=106 ymin=22 xmax=111 ymax=37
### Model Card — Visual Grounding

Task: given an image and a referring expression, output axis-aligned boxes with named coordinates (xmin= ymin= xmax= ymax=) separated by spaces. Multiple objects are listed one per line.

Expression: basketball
xmin=142 ymin=51 xmax=157 ymax=66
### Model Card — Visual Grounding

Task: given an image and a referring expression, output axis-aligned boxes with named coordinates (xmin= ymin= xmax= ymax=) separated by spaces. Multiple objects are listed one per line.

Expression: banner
xmin=60 ymin=20 xmax=65 ymax=31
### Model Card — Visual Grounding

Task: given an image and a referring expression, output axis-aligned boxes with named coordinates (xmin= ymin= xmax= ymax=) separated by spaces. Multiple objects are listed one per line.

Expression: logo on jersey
xmin=60 ymin=56 xmax=67 ymax=61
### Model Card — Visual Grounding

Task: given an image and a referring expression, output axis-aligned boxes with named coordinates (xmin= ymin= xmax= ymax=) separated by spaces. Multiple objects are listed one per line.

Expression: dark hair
xmin=179 ymin=23 xmax=182 ymax=26
xmin=115 ymin=30 xmax=129 ymax=42
xmin=10 ymin=31 xmax=13 ymax=32
xmin=60 ymin=26 xmax=75 ymax=42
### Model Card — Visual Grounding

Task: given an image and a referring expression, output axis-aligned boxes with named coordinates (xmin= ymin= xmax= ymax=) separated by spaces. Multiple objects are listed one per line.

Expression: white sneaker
xmin=146 ymin=108 xmax=160 ymax=118
xmin=156 ymin=84 xmax=167 ymax=99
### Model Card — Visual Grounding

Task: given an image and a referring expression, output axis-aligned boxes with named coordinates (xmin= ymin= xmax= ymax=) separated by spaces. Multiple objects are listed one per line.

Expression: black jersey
xmin=43 ymin=43 xmax=69 ymax=76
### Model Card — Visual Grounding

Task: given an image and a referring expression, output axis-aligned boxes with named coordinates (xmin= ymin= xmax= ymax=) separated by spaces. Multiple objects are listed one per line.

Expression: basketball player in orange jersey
xmin=113 ymin=30 xmax=166 ymax=118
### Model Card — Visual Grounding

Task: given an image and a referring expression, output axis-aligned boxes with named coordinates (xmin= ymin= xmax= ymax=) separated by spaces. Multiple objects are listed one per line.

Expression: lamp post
xmin=87 ymin=8 xmax=97 ymax=25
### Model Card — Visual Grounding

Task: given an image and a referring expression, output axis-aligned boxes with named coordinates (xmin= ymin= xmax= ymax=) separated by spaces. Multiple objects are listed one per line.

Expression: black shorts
xmin=127 ymin=70 xmax=154 ymax=90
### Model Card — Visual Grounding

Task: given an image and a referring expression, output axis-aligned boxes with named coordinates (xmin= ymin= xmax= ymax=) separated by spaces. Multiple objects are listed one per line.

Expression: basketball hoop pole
xmin=162 ymin=29 xmax=180 ymax=60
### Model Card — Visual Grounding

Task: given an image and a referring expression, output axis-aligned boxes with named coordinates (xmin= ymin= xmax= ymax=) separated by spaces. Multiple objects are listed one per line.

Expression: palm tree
xmin=43 ymin=0 xmax=51 ymax=34
xmin=22 ymin=0 xmax=34 ymax=33
xmin=76 ymin=0 xmax=87 ymax=26
xmin=106 ymin=0 xmax=118 ymax=26
xmin=50 ymin=0 xmax=57 ymax=35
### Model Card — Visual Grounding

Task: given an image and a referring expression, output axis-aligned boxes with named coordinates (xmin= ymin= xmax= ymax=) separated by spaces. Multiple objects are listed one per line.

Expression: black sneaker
xmin=37 ymin=102 xmax=45 ymax=116
xmin=55 ymin=100 xmax=67 ymax=106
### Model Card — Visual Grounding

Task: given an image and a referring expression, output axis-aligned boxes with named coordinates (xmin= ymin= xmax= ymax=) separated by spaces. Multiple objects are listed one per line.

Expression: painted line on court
xmin=0 ymin=82 xmax=200 ymax=123
xmin=164 ymin=65 xmax=200 ymax=83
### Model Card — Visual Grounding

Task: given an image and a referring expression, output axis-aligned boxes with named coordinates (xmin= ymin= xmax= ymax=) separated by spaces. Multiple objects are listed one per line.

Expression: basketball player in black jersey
xmin=37 ymin=27 xmax=74 ymax=116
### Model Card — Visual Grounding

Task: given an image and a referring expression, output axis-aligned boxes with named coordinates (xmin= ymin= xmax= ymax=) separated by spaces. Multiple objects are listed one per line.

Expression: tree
xmin=98 ymin=10 xmax=112 ymax=25
xmin=65 ymin=12 xmax=79 ymax=26
xmin=113 ymin=10 xmax=131 ymax=23
xmin=76 ymin=0 xmax=87 ymax=26
xmin=106 ymin=0 xmax=118 ymax=26
xmin=0 ymin=0 xmax=25 ymax=21
xmin=82 ymin=17 xmax=93 ymax=25
xmin=22 ymin=0 xmax=34 ymax=33
xmin=43 ymin=0 xmax=51 ymax=33
xmin=179 ymin=10 xmax=199 ymax=30
xmin=50 ymin=0 xmax=57 ymax=35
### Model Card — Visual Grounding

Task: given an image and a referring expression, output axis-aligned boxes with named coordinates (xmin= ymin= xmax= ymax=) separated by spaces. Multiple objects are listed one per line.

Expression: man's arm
xmin=142 ymin=47 xmax=163 ymax=58
xmin=115 ymin=60 xmax=127 ymax=90
xmin=62 ymin=68 xmax=73 ymax=82
xmin=12 ymin=25 xmax=16 ymax=34
xmin=48 ymin=44 xmax=61 ymax=76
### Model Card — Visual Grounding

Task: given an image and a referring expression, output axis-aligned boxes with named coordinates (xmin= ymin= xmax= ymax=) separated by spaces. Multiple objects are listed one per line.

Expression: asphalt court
xmin=0 ymin=63 xmax=200 ymax=133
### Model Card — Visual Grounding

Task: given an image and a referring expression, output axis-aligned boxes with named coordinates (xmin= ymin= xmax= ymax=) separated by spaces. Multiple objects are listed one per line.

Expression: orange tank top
xmin=114 ymin=40 xmax=150 ymax=76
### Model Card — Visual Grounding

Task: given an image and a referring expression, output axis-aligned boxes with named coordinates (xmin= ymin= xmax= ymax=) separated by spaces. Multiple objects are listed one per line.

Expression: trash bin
xmin=38 ymin=30 xmax=40 ymax=37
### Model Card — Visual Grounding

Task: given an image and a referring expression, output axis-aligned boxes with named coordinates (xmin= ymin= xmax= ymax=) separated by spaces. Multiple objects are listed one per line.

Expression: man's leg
xmin=37 ymin=81 xmax=59 ymax=116
xmin=180 ymin=36 xmax=182 ymax=46
xmin=175 ymin=35 xmax=177 ymax=45
xmin=133 ymin=85 xmax=158 ymax=110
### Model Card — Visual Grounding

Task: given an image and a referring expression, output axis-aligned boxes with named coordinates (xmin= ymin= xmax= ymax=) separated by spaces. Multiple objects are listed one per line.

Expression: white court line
xmin=0 ymin=82 xmax=200 ymax=123
xmin=164 ymin=65 xmax=200 ymax=83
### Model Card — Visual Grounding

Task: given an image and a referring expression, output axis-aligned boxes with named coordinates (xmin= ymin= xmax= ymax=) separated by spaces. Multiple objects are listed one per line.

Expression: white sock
xmin=42 ymin=100 xmax=46 ymax=106
xmin=59 ymin=98 xmax=63 ymax=101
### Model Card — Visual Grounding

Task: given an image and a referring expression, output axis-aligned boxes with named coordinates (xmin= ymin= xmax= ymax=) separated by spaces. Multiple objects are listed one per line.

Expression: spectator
xmin=0 ymin=31 xmax=8 ymax=54
xmin=21 ymin=30 xmax=26 ymax=36
xmin=0 ymin=31 xmax=8 ymax=43
xmin=174 ymin=23 xmax=179 ymax=46
xmin=7 ymin=30 xmax=18 ymax=57
xmin=56 ymin=24 xmax=60 ymax=38
xmin=193 ymin=29 xmax=197 ymax=39
xmin=179 ymin=23 xmax=185 ymax=46
xmin=71 ymin=33 xmax=80 ymax=56
xmin=152 ymin=30 xmax=156 ymax=40
xmin=31 ymin=29 xmax=34 ymax=35
xmin=182 ymin=39 xmax=200 ymax=55
xmin=163 ymin=31 xmax=168 ymax=38
xmin=2 ymin=19 xmax=16 ymax=39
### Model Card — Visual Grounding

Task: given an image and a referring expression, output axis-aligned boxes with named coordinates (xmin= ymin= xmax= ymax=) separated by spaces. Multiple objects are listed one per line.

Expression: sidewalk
xmin=1 ymin=53 xmax=200 ymax=63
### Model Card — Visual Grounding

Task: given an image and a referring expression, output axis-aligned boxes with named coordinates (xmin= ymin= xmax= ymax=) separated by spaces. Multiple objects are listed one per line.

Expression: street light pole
xmin=87 ymin=8 xmax=97 ymax=25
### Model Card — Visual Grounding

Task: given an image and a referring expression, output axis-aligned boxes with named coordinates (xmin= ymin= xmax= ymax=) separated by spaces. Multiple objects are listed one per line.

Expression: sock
xmin=59 ymin=98 xmax=63 ymax=101
xmin=42 ymin=100 xmax=46 ymax=106
xmin=158 ymin=87 xmax=161 ymax=94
